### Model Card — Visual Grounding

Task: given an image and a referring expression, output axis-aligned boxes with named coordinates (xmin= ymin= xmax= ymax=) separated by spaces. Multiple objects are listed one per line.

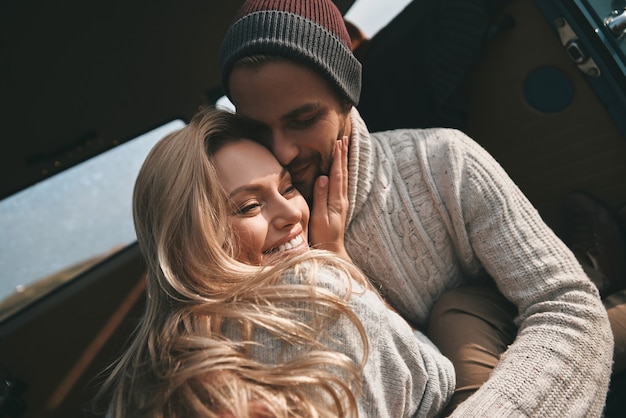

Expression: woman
xmin=94 ymin=107 xmax=454 ymax=418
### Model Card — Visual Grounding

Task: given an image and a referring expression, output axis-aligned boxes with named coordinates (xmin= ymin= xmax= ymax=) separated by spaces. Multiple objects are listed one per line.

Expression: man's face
xmin=228 ymin=60 xmax=351 ymax=202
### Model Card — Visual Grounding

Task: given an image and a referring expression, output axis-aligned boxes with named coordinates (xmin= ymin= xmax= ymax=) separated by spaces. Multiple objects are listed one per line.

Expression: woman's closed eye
xmin=235 ymin=200 xmax=261 ymax=216
xmin=282 ymin=184 xmax=297 ymax=197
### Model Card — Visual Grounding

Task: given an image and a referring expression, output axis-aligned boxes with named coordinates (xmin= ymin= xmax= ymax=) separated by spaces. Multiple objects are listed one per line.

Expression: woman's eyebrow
xmin=228 ymin=168 xmax=289 ymax=198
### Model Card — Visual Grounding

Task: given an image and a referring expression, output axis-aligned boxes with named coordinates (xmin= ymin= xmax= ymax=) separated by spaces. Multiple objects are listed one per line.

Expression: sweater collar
xmin=346 ymin=107 xmax=373 ymax=226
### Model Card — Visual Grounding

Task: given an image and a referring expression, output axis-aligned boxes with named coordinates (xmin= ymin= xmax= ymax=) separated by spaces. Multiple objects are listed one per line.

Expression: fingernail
xmin=317 ymin=176 xmax=328 ymax=188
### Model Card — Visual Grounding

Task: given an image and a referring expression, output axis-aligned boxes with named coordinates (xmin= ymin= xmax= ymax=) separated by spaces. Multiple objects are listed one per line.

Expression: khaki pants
xmin=427 ymin=284 xmax=626 ymax=415
xmin=605 ymin=290 xmax=626 ymax=373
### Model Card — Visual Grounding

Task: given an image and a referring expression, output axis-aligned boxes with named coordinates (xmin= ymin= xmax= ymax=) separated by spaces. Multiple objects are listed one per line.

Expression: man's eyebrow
xmin=281 ymin=102 xmax=322 ymax=121
xmin=228 ymin=168 xmax=290 ymax=198
xmin=237 ymin=103 xmax=322 ymax=127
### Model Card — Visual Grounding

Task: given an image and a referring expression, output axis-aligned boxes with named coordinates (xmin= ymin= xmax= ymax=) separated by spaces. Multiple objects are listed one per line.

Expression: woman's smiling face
xmin=213 ymin=138 xmax=310 ymax=264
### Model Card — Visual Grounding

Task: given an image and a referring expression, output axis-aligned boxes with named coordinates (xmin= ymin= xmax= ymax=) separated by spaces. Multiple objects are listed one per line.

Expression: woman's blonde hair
xmin=94 ymin=107 xmax=370 ymax=417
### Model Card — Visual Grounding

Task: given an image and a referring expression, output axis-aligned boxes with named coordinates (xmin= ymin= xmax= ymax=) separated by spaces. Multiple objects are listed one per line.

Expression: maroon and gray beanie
xmin=219 ymin=0 xmax=362 ymax=105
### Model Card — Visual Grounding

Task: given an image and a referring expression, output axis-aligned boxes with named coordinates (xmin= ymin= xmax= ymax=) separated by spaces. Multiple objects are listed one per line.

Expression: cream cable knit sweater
xmin=344 ymin=108 xmax=613 ymax=417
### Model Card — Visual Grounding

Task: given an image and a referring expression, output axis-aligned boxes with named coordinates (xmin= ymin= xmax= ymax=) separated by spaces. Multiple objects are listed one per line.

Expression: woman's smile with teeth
xmin=265 ymin=235 xmax=304 ymax=254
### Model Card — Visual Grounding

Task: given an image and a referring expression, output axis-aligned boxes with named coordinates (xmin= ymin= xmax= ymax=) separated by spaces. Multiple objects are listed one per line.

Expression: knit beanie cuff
xmin=220 ymin=10 xmax=362 ymax=105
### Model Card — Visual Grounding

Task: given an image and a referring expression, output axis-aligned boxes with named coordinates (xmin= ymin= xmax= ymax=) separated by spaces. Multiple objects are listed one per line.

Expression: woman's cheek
xmin=230 ymin=219 xmax=265 ymax=265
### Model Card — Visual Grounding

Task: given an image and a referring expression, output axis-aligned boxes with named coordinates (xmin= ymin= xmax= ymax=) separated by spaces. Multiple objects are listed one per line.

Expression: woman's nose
xmin=271 ymin=195 xmax=302 ymax=229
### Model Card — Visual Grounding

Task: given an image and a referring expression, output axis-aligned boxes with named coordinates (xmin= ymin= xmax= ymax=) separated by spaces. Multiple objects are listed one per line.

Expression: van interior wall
xmin=463 ymin=0 xmax=626 ymax=237
xmin=0 ymin=0 xmax=245 ymax=200
xmin=0 ymin=245 xmax=147 ymax=418
xmin=464 ymin=2 xmax=626 ymax=413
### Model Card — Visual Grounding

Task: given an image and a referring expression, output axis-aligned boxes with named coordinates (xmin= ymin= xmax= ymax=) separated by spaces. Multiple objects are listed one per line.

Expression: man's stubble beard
xmin=301 ymin=113 xmax=349 ymax=205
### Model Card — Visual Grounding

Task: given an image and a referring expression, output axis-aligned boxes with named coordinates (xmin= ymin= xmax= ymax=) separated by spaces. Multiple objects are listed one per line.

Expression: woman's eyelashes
xmin=282 ymin=184 xmax=297 ymax=197
xmin=231 ymin=197 xmax=261 ymax=216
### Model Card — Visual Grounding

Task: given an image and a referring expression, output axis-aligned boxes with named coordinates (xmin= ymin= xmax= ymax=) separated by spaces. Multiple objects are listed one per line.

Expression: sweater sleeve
xmin=334 ymin=273 xmax=455 ymax=418
xmin=422 ymin=129 xmax=613 ymax=417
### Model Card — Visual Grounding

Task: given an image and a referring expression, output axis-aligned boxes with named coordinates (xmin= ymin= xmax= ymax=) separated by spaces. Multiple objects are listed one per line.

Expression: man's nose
xmin=271 ymin=131 xmax=299 ymax=166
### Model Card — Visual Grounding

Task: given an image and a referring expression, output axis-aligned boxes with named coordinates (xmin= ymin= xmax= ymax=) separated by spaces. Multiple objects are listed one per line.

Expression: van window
xmin=0 ymin=120 xmax=185 ymax=322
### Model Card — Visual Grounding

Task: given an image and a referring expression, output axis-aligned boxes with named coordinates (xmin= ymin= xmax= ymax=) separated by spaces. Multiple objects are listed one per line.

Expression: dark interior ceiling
xmin=0 ymin=0 xmax=356 ymax=200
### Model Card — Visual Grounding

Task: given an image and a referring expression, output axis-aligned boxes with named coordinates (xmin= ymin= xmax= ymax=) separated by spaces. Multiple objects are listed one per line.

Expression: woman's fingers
xmin=312 ymin=174 xmax=329 ymax=221
xmin=308 ymin=137 xmax=352 ymax=261
xmin=341 ymin=135 xmax=349 ymax=197
xmin=309 ymin=138 xmax=347 ymax=245
xmin=327 ymin=138 xmax=348 ymax=216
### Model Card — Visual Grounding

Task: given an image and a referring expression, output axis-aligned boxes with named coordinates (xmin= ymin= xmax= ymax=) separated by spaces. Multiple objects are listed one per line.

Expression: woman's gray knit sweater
xmin=227 ymin=267 xmax=456 ymax=417
xmin=344 ymin=108 xmax=613 ymax=417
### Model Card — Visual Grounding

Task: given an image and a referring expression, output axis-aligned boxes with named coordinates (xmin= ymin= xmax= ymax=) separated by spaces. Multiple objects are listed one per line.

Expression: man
xmin=219 ymin=0 xmax=613 ymax=416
